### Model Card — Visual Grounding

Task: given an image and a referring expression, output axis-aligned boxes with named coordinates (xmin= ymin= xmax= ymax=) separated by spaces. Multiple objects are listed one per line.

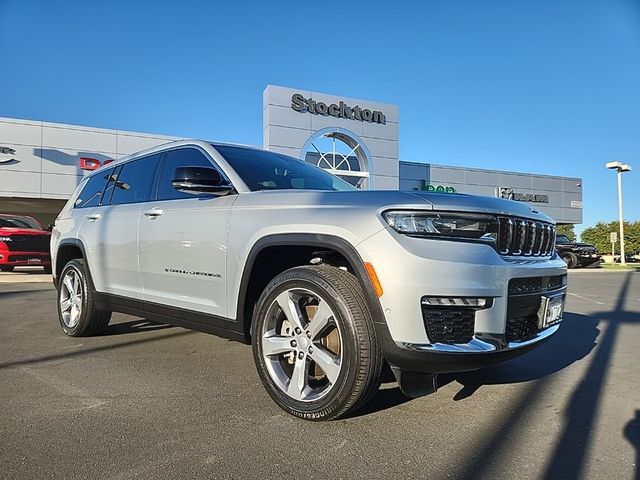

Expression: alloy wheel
xmin=59 ymin=268 xmax=83 ymax=328
xmin=261 ymin=288 xmax=343 ymax=402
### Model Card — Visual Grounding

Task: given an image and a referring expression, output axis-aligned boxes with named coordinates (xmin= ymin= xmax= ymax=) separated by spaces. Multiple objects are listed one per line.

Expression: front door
xmin=138 ymin=147 xmax=236 ymax=318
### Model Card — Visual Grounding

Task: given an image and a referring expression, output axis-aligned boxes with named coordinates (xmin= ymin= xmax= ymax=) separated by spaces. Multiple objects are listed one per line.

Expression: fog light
xmin=422 ymin=297 xmax=488 ymax=308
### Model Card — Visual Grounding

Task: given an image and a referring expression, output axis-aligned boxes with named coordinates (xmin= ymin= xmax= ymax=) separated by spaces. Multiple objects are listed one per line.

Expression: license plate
xmin=28 ymin=258 xmax=42 ymax=264
xmin=539 ymin=293 xmax=565 ymax=328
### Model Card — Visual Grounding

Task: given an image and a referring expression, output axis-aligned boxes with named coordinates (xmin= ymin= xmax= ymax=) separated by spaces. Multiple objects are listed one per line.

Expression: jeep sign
xmin=291 ymin=93 xmax=386 ymax=124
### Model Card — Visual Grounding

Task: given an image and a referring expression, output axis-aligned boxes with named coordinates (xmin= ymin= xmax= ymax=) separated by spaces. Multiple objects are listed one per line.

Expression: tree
xmin=556 ymin=224 xmax=576 ymax=242
xmin=580 ymin=220 xmax=640 ymax=255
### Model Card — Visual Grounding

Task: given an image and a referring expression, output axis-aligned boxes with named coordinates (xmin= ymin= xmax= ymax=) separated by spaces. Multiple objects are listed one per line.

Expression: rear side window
xmin=155 ymin=148 xmax=217 ymax=201
xmin=110 ymin=154 xmax=161 ymax=205
xmin=75 ymin=168 xmax=114 ymax=208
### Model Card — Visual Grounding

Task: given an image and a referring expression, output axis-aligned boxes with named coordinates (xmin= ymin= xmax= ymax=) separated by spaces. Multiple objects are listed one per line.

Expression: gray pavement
xmin=1 ymin=271 xmax=638 ymax=479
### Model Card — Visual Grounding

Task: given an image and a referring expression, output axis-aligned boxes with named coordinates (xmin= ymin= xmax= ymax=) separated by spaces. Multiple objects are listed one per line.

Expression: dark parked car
xmin=555 ymin=234 xmax=600 ymax=268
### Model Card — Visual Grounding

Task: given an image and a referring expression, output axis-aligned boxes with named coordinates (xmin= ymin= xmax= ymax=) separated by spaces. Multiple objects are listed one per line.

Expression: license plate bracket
xmin=538 ymin=293 xmax=565 ymax=329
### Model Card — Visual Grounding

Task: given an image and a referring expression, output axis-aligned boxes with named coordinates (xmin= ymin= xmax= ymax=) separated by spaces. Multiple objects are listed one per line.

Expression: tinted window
xmin=110 ymin=155 xmax=160 ymax=205
xmin=156 ymin=148 xmax=217 ymax=201
xmin=75 ymin=168 xmax=114 ymax=208
xmin=0 ymin=215 xmax=43 ymax=229
xmin=213 ymin=144 xmax=355 ymax=192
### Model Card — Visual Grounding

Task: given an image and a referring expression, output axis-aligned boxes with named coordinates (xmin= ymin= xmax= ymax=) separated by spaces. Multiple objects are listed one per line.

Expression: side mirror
xmin=172 ymin=166 xmax=234 ymax=196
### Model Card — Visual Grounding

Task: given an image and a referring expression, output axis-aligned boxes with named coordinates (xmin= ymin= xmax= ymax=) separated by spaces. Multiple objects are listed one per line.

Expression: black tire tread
xmin=58 ymin=259 xmax=111 ymax=337
xmin=253 ymin=264 xmax=383 ymax=421
xmin=562 ymin=252 xmax=578 ymax=269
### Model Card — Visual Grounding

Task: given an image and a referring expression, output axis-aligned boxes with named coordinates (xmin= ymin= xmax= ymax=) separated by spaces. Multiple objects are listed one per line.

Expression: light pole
xmin=606 ymin=161 xmax=632 ymax=265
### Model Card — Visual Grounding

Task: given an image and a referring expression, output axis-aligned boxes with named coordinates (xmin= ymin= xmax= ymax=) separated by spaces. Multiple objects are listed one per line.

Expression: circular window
xmin=300 ymin=128 xmax=372 ymax=188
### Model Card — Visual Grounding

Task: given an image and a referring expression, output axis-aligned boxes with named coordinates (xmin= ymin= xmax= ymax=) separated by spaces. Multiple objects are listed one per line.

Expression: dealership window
xmin=75 ymin=167 xmax=115 ymax=208
xmin=155 ymin=148 xmax=217 ymax=201
xmin=300 ymin=128 xmax=371 ymax=189
xmin=110 ymin=155 xmax=160 ymax=205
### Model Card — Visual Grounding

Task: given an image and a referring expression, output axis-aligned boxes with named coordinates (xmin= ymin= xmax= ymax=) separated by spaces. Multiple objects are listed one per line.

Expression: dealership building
xmin=0 ymin=84 xmax=583 ymax=227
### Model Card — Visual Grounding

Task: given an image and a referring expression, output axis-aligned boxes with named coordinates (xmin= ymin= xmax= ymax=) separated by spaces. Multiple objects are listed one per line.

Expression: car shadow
xmin=351 ymin=311 xmax=598 ymax=418
xmin=443 ymin=311 xmax=598 ymax=400
xmin=102 ymin=318 xmax=174 ymax=336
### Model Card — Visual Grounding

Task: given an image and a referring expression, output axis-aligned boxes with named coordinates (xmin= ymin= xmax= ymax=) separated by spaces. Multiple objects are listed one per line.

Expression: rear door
xmin=138 ymin=147 xmax=236 ymax=318
xmin=73 ymin=166 xmax=115 ymax=292
xmin=80 ymin=154 xmax=161 ymax=298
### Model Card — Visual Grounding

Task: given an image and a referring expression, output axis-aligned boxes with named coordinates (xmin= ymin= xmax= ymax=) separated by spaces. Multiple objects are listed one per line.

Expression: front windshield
xmin=555 ymin=234 xmax=572 ymax=244
xmin=0 ymin=215 xmax=43 ymax=230
xmin=213 ymin=144 xmax=356 ymax=192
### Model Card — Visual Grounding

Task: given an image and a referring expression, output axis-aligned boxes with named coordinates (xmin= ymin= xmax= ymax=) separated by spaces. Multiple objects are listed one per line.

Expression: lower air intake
xmin=422 ymin=307 xmax=475 ymax=344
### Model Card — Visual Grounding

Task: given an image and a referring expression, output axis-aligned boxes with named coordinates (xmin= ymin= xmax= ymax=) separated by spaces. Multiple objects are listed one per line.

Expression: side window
xmin=110 ymin=154 xmax=161 ymax=205
xmin=75 ymin=167 xmax=114 ymax=208
xmin=156 ymin=148 xmax=220 ymax=201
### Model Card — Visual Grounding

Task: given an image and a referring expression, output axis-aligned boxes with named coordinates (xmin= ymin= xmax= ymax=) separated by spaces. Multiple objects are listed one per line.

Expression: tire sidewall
xmin=562 ymin=252 xmax=577 ymax=269
xmin=57 ymin=259 xmax=92 ymax=336
xmin=252 ymin=269 xmax=362 ymax=420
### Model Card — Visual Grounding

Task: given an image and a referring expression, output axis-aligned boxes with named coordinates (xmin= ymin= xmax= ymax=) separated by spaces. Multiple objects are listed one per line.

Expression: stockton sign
xmin=291 ymin=93 xmax=386 ymax=124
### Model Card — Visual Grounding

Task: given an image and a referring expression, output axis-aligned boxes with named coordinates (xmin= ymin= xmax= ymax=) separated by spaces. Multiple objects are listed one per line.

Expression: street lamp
xmin=606 ymin=161 xmax=632 ymax=265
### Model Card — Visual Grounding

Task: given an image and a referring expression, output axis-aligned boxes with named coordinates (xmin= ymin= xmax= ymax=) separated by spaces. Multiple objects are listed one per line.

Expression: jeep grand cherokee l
xmin=51 ymin=141 xmax=567 ymax=420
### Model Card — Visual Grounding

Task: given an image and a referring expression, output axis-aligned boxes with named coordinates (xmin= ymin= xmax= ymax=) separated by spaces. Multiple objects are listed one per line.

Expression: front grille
xmin=4 ymin=235 xmax=50 ymax=253
xmin=508 ymin=275 xmax=566 ymax=295
xmin=498 ymin=217 xmax=555 ymax=257
xmin=422 ymin=307 xmax=475 ymax=344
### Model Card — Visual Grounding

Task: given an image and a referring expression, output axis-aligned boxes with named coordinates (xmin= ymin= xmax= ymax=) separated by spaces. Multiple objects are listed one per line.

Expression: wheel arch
xmin=235 ymin=233 xmax=385 ymax=342
xmin=55 ymin=239 xmax=87 ymax=285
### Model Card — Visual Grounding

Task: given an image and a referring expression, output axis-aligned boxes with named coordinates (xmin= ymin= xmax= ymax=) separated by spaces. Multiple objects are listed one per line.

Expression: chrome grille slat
xmin=496 ymin=217 xmax=555 ymax=257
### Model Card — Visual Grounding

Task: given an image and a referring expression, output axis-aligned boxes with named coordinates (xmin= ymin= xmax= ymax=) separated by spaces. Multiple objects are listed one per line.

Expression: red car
xmin=0 ymin=214 xmax=52 ymax=273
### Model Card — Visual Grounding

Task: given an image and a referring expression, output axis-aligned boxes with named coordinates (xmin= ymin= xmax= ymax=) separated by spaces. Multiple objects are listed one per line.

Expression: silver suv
xmin=51 ymin=140 xmax=567 ymax=420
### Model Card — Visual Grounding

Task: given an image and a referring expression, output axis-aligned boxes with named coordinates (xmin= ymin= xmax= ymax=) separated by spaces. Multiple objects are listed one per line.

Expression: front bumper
xmin=358 ymin=227 xmax=567 ymax=373
xmin=578 ymin=253 xmax=601 ymax=266
xmin=0 ymin=250 xmax=51 ymax=267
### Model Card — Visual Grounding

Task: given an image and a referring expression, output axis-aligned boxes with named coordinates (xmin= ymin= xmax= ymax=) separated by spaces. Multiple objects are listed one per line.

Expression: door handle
xmin=143 ymin=208 xmax=164 ymax=218
xmin=86 ymin=213 xmax=101 ymax=221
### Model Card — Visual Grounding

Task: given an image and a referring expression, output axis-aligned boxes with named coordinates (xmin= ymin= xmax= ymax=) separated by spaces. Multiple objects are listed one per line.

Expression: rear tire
xmin=43 ymin=265 xmax=52 ymax=274
xmin=0 ymin=266 xmax=15 ymax=272
xmin=561 ymin=252 xmax=578 ymax=269
xmin=251 ymin=265 xmax=383 ymax=421
xmin=57 ymin=259 xmax=111 ymax=337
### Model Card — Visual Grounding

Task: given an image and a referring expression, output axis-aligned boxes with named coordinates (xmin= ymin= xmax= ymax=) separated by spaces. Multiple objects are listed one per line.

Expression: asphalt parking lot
xmin=1 ymin=271 xmax=638 ymax=479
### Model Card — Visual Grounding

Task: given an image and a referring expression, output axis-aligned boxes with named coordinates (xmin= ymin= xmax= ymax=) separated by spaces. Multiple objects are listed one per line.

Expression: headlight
xmin=382 ymin=210 xmax=499 ymax=241
xmin=0 ymin=236 xmax=12 ymax=242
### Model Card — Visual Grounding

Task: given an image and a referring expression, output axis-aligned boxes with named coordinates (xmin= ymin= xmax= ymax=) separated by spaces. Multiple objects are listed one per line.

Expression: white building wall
xmin=0 ymin=117 xmax=179 ymax=200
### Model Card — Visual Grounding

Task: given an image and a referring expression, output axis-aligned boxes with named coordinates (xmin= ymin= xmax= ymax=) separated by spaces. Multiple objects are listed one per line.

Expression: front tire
xmin=0 ymin=266 xmax=15 ymax=272
xmin=57 ymin=259 xmax=111 ymax=336
xmin=561 ymin=252 xmax=578 ymax=269
xmin=252 ymin=265 xmax=383 ymax=421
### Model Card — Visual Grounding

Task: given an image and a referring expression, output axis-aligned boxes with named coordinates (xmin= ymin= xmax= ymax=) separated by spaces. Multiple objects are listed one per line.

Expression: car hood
xmin=0 ymin=227 xmax=50 ymax=236
xmin=238 ymin=190 xmax=554 ymax=222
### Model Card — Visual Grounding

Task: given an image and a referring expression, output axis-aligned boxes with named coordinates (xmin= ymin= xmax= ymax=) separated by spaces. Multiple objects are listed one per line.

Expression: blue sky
xmin=1 ymin=0 xmax=638 ymax=237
